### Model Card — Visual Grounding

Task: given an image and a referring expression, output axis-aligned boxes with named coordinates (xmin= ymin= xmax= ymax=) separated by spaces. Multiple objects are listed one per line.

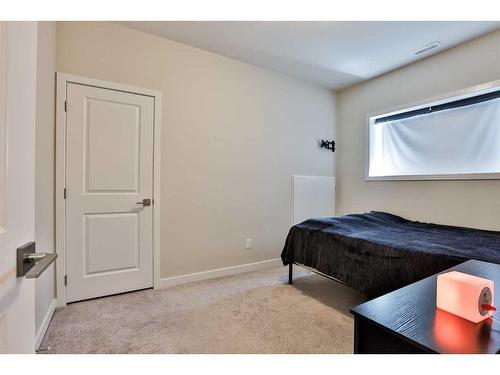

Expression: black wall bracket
xmin=320 ymin=140 xmax=335 ymax=152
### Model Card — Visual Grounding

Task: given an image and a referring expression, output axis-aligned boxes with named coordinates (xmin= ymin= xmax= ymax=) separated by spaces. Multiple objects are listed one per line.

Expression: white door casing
xmin=57 ymin=74 xmax=161 ymax=304
xmin=0 ymin=22 xmax=38 ymax=353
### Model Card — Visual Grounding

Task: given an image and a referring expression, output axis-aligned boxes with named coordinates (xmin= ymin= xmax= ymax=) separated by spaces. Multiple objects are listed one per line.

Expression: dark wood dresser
xmin=350 ymin=260 xmax=500 ymax=354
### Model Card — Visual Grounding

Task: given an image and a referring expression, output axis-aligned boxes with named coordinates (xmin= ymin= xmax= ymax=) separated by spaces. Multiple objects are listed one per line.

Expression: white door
xmin=0 ymin=22 xmax=38 ymax=353
xmin=65 ymin=82 xmax=154 ymax=302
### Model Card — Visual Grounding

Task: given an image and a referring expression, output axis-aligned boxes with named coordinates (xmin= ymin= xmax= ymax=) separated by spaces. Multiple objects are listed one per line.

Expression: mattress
xmin=281 ymin=211 xmax=500 ymax=298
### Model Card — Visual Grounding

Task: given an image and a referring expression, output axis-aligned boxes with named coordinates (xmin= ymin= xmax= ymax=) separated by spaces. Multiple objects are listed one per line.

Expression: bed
xmin=281 ymin=211 xmax=500 ymax=298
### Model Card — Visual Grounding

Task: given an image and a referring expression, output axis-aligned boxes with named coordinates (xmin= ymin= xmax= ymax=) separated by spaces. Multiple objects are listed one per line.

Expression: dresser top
xmin=351 ymin=260 xmax=500 ymax=354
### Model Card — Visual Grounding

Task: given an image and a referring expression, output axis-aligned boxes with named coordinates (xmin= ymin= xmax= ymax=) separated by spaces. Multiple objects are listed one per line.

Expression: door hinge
xmin=64 ymin=100 xmax=67 ymax=112
xmin=64 ymin=274 xmax=67 ymax=286
xmin=63 ymin=188 xmax=67 ymax=199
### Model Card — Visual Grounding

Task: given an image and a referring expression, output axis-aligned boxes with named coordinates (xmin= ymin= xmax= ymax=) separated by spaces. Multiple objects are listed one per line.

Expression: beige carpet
xmin=40 ymin=267 xmax=365 ymax=354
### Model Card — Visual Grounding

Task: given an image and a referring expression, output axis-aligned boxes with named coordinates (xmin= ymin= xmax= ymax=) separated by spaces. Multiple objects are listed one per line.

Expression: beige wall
xmin=35 ymin=21 xmax=56 ymax=336
xmin=56 ymin=22 xmax=336 ymax=278
xmin=336 ymin=30 xmax=500 ymax=230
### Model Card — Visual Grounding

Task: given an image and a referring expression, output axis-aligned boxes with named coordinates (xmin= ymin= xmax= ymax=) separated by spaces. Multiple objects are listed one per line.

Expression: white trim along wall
xmin=157 ymin=258 xmax=283 ymax=288
xmin=35 ymin=299 xmax=55 ymax=350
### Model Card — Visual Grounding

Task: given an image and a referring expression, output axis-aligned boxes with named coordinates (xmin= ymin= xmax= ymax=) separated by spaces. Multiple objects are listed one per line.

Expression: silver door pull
xmin=27 ymin=252 xmax=48 ymax=261
xmin=136 ymin=198 xmax=151 ymax=207
xmin=16 ymin=241 xmax=58 ymax=278
xmin=25 ymin=253 xmax=57 ymax=279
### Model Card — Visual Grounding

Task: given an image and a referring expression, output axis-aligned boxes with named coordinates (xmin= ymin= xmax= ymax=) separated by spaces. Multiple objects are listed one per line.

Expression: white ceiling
xmin=118 ymin=21 xmax=499 ymax=89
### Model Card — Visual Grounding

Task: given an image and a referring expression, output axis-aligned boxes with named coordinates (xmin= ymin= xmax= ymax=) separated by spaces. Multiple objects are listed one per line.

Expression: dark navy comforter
xmin=281 ymin=211 xmax=500 ymax=297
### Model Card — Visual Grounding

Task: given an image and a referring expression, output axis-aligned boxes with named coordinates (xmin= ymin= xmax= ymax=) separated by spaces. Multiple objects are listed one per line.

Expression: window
xmin=366 ymin=80 xmax=500 ymax=180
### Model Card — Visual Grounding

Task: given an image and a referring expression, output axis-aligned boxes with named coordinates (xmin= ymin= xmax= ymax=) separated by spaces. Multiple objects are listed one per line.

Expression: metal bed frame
xmin=288 ymin=262 xmax=349 ymax=287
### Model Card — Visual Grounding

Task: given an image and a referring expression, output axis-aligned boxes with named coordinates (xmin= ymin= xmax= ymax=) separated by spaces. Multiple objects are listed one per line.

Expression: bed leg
xmin=288 ymin=263 xmax=293 ymax=285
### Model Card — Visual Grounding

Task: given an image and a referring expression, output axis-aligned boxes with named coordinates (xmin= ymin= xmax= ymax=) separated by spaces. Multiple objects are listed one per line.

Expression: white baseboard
xmin=157 ymin=258 xmax=283 ymax=289
xmin=35 ymin=298 xmax=56 ymax=350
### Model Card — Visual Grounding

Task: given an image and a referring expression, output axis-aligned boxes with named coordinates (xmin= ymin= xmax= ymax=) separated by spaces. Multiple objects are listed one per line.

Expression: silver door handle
xmin=136 ymin=198 xmax=151 ymax=207
xmin=25 ymin=253 xmax=58 ymax=279
xmin=27 ymin=252 xmax=49 ymax=261
xmin=16 ymin=241 xmax=58 ymax=278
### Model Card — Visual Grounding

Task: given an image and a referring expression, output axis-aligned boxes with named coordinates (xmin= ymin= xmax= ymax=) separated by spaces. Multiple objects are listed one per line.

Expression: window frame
xmin=365 ymin=78 xmax=500 ymax=181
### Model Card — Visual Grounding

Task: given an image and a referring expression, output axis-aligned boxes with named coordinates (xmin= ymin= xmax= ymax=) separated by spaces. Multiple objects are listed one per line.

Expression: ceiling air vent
xmin=414 ymin=41 xmax=442 ymax=56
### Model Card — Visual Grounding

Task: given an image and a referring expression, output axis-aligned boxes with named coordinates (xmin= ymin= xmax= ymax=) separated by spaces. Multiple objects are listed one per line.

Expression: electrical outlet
xmin=245 ymin=238 xmax=252 ymax=249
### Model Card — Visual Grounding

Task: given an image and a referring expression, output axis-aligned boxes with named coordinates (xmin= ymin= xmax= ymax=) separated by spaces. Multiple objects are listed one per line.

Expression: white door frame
xmin=55 ymin=73 xmax=162 ymax=307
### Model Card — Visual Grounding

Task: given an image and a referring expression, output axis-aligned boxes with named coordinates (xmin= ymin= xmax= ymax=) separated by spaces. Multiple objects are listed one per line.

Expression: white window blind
xmin=367 ymin=86 xmax=500 ymax=179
